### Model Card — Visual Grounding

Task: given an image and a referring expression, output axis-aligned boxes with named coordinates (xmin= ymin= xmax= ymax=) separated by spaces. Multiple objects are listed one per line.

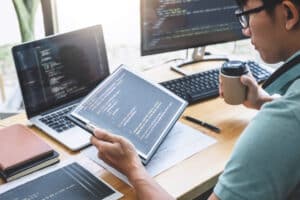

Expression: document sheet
xmin=82 ymin=121 xmax=216 ymax=185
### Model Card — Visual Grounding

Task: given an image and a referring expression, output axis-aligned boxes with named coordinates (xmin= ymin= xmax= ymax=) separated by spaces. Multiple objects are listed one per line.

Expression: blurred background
xmin=0 ymin=0 xmax=265 ymax=113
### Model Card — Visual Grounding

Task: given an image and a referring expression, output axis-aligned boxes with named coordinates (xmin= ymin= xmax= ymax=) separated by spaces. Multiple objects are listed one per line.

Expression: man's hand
xmin=90 ymin=129 xmax=147 ymax=183
xmin=91 ymin=129 xmax=174 ymax=200
xmin=240 ymin=75 xmax=274 ymax=109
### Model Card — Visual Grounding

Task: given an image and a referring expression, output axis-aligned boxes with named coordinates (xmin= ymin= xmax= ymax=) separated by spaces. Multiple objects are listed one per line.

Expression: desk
xmin=0 ymin=61 xmax=258 ymax=199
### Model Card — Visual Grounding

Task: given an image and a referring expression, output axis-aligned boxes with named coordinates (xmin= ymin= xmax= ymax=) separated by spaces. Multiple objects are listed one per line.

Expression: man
xmin=91 ymin=0 xmax=300 ymax=199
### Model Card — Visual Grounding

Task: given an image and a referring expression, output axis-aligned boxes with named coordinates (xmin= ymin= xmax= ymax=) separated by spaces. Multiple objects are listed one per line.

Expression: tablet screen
xmin=71 ymin=66 xmax=187 ymax=163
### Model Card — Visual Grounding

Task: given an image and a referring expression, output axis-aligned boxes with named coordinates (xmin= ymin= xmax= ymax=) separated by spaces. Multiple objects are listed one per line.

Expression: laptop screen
xmin=12 ymin=25 xmax=109 ymax=118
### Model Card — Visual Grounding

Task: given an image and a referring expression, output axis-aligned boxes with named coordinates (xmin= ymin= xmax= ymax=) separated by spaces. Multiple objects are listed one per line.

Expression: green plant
xmin=0 ymin=45 xmax=10 ymax=60
xmin=12 ymin=0 xmax=40 ymax=42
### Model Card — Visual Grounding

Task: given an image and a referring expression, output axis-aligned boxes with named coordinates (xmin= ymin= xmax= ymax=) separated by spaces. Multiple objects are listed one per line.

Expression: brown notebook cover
xmin=0 ymin=124 xmax=53 ymax=171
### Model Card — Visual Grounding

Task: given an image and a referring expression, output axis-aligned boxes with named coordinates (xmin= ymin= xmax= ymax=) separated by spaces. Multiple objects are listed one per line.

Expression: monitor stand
xmin=170 ymin=47 xmax=229 ymax=76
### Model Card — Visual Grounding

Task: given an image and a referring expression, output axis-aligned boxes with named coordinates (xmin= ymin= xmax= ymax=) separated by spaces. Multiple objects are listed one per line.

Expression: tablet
xmin=69 ymin=65 xmax=187 ymax=164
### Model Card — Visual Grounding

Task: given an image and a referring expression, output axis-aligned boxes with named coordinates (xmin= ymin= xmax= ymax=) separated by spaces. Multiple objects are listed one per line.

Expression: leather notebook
xmin=0 ymin=151 xmax=59 ymax=182
xmin=0 ymin=124 xmax=53 ymax=171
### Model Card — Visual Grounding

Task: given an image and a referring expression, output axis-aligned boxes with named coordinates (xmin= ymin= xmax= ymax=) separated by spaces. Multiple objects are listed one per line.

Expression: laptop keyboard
xmin=39 ymin=105 xmax=76 ymax=133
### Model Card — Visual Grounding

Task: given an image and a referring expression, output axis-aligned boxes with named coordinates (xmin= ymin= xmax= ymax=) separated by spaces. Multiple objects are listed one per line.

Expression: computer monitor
xmin=141 ymin=0 xmax=246 ymax=63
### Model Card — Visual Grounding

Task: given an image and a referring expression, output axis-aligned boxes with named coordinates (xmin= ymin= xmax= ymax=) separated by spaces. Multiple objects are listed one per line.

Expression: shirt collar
xmin=285 ymin=50 xmax=300 ymax=63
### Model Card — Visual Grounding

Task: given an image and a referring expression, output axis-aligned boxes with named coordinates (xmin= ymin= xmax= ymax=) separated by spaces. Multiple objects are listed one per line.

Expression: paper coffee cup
xmin=220 ymin=61 xmax=249 ymax=105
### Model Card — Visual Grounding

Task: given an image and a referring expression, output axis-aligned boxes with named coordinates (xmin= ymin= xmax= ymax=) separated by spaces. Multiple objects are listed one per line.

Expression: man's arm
xmin=129 ymin=168 xmax=174 ymax=200
xmin=208 ymin=192 xmax=220 ymax=200
xmin=91 ymin=128 xmax=174 ymax=200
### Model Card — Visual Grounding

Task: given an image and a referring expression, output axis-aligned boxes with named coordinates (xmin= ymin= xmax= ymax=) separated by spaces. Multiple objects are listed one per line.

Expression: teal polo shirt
xmin=214 ymin=63 xmax=300 ymax=199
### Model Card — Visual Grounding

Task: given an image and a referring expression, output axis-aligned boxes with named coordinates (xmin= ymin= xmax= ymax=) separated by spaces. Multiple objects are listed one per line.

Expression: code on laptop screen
xmin=13 ymin=25 xmax=109 ymax=117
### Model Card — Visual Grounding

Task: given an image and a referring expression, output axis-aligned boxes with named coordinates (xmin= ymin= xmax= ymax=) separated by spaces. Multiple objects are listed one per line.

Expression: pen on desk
xmin=184 ymin=115 xmax=221 ymax=133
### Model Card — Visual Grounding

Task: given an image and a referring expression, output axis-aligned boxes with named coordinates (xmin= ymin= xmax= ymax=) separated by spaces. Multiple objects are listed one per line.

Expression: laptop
xmin=12 ymin=25 xmax=110 ymax=151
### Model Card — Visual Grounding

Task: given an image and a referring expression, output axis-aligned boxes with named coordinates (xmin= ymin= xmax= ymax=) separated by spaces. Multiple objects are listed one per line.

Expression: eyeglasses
xmin=235 ymin=2 xmax=281 ymax=29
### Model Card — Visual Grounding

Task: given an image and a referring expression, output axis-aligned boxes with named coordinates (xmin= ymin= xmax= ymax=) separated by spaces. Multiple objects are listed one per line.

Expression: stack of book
xmin=0 ymin=124 xmax=59 ymax=182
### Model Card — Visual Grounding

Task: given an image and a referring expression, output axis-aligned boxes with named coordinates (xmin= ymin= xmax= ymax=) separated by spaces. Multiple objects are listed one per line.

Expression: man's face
xmin=242 ymin=0 xmax=285 ymax=63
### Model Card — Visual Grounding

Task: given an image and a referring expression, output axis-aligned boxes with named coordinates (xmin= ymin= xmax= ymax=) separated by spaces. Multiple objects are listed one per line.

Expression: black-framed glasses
xmin=235 ymin=2 xmax=281 ymax=29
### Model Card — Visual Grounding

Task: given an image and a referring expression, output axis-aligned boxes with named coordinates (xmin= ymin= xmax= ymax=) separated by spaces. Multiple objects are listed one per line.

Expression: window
xmin=55 ymin=0 xmax=258 ymax=72
xmin=0 ymin=0 xmax=44 ymax=109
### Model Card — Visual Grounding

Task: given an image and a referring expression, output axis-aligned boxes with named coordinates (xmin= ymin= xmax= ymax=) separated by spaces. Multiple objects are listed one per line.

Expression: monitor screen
xmin=141 ymin=0 xmax=246 ymax=56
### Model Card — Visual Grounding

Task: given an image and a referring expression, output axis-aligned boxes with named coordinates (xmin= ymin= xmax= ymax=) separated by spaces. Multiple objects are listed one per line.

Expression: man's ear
xmin=283 ymin=1 xmax=299 ymax=30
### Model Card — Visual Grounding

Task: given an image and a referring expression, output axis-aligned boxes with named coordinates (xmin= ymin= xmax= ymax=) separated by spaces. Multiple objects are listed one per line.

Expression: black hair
xmin=235 ymin=0 xmax=300 ymax=8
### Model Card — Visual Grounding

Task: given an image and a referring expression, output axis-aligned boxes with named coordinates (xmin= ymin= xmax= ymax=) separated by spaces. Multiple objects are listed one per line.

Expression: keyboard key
xmin=39 ymin=105 xmax=76 ymax=133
